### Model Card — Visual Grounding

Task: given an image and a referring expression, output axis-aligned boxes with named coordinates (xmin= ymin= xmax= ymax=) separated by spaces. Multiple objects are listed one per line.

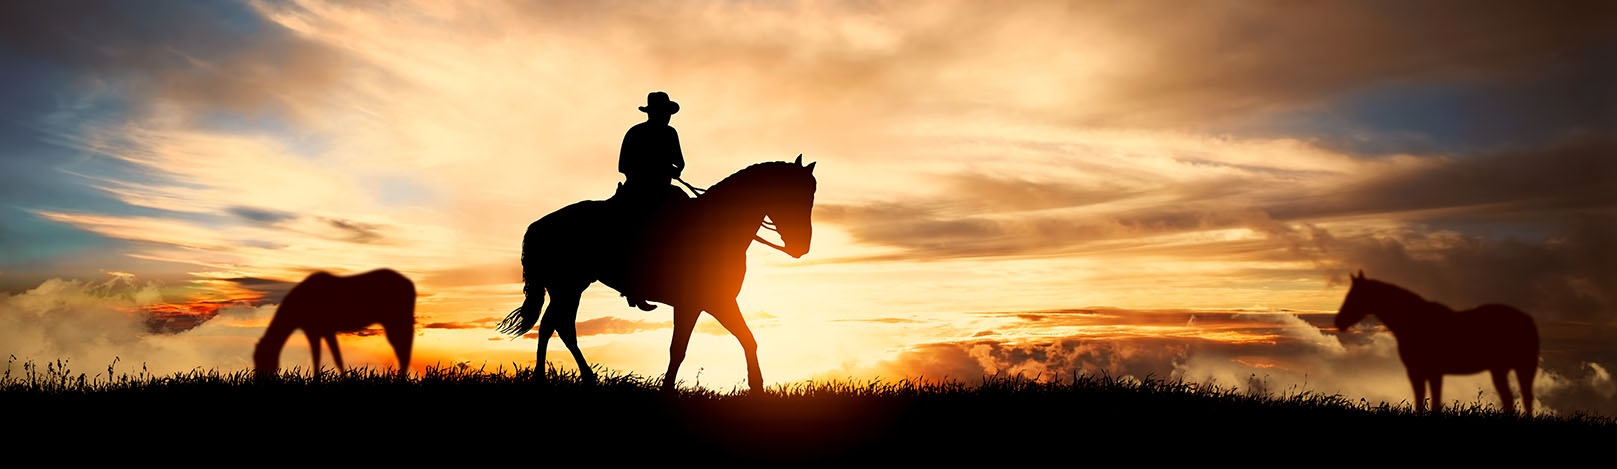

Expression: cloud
xmin=420 ymin=318 xmax=497 ymax=330
xmin=318 ymin=217 xmax=386 ymax=244
xmin=227 ymin=206 xmax=298 ymax=225
xmin=1268 ymin=135 xmax=1617 ymax=221
xmin=0 ymin=274 xmax=274 ymax=375
xmin=833 ymin=318 xmax=925 ymax=324
xmin=576 ymin=317 xmax=669 ymax=336
xmin=0 ymin=0 xmax=351 ymax=123
xmin=217 ymin=276 xmax=299 ymax=304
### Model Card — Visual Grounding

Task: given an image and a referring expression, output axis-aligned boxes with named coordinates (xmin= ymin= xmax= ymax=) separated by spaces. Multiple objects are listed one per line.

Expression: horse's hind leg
xmin=549 ymin=286 xmax=595 ymax=383
xmin=1429 ymin=375 xmax=1444 ymax=413
xmin=1517 ymin=361 xmax=1537 ymax=416
xmin=385 ymin=319 xmax=413 ymax=378
xmin=533 ymin=284 xmax=588 ymax=383
xmin=307 ymin=331 xmax=323 ymax=377
xmin=1490 ymin=368 xmax=1515 ymax=415
xmin=532 ymin=297 xmax=558 ymax=382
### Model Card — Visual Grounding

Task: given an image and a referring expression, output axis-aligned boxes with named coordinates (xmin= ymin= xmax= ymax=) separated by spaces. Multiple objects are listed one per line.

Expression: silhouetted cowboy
xmin=619 ymin=91 xmax=685 ymax=198
xmin=614 ymin=91 xmax=691 ymax=311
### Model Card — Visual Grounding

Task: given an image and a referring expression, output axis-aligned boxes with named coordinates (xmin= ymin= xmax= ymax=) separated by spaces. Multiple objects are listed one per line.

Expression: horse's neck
xmin=1377 ymin=296 xmax=1448 ymax=337
xmin=697 ymin=186 xmax=767 ymax=247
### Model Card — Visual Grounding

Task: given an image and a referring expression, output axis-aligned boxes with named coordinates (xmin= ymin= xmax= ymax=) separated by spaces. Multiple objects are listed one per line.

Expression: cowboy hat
xmin=638 ymin=91 xmax=680 ymax=115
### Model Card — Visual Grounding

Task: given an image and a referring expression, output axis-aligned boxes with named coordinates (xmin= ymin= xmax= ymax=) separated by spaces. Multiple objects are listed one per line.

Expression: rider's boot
xmin=620 ymin=276 xmax=657 ymax=311
xmin=625 ymin=294 xmax=656 ymax=311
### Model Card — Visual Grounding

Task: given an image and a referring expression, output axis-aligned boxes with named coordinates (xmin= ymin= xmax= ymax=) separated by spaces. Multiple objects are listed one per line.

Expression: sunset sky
xmin=2 ymin=1 xmax=1614 ymax=413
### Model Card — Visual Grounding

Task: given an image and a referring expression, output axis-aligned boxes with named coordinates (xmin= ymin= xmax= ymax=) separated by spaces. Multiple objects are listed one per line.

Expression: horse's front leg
xmin=707 ymin=298 xmax=762 ymax=393
xmin=663 ymin=306 xmax=699 ymax=392
xmin=307 ymin=331 xmax=323 ymax=378
xmin=1407 ymin=368 xmax=1427 ymax=414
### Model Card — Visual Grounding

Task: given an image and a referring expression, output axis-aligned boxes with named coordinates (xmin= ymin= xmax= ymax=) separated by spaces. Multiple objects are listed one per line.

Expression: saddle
xmin=608 ymin=182 xmax=692 ymax=230
xmin=604 ymin=182 xmax=693 ymax=309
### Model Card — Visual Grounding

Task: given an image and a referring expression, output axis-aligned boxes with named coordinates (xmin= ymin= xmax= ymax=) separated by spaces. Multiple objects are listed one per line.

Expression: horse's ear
xmin=795 ymin=154 xmax=803 ymax=166
xmin=1355 ymin=269 xmax=1364 ymax=280
xmin=806 ymin=161 xmax=816 ymax=173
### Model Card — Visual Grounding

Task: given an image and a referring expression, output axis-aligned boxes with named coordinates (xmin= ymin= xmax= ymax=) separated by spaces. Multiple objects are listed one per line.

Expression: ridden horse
xmin=254 ymin=269 xmax=416 ymax=379
xmin=1334 ymin=271 xmax=1539 ymax=415
xmin=499 ymin=157 xmax=816 ymax=392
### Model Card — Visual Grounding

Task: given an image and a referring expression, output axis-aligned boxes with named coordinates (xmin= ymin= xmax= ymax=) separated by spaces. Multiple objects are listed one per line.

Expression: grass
xmin=4 ymin=356 xmax=1612 ymax=459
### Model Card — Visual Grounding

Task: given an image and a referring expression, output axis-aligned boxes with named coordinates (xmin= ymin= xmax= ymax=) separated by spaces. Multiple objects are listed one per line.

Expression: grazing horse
xmin=499 ymin=157 xmax=817 ymax=392
xmin=1334 ymin=271 xmax=1539 ymax=415
xmin=254 ymin=269 xmax=416 ymax=379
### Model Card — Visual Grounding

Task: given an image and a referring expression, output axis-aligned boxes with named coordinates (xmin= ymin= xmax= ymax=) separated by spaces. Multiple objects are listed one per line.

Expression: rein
xmin=674 ymin=176 xmax=706 ymax=196
xmin=675 ymin=175 xmax=794 ymax=256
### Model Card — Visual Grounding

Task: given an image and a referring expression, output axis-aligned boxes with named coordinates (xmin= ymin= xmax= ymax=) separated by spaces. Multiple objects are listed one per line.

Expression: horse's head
xmin=1335 ymin=270 xmax=1375 ymax=331
xmin=764 ymin=155 xmax=817 ymax=258
xmin=253 ymin=337 xmax=280 ymax=380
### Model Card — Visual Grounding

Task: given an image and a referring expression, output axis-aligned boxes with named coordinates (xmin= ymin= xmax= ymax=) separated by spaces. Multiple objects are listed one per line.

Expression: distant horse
xmin=499 ymin=157 xmax=817 ymax=392
xmin=1334 ymin=271 xmax=1539 ymax=415
xmin=254 ymin=269 xmax=416 ymax=379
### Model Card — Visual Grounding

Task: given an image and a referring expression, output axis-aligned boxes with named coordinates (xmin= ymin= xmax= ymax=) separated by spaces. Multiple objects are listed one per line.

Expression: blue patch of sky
xmin=1231 ymin=47 xmax=1615 ymax=157
xmin=0 ymin=0 xmax=316 ymax=274
xmin=0 ymin=207 xmax=108 ymax=266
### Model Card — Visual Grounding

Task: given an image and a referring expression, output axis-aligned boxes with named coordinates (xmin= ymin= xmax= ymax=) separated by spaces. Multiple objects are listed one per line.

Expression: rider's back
xmin=619 ymin=121 xmax=683 ymax=186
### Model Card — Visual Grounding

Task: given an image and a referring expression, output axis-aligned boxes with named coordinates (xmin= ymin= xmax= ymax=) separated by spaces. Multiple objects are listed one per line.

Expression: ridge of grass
xmin=5 ymin=356 xmax=1610 ymax=427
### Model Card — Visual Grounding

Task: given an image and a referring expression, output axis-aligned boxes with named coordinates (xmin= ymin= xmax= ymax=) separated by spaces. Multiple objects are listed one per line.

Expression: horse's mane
xmin=1361 ymin=278 xmax=1451 ymax=313
xmin=702 ymin=161 xmax=810 ymax=200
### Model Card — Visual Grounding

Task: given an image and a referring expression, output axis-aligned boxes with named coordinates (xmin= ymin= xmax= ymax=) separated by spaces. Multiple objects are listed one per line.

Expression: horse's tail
xmin=497 ymin=221 xmax=546 ymax=336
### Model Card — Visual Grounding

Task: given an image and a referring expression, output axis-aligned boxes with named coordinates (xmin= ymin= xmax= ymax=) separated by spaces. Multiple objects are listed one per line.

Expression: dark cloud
xmin=816 ymin=172 xmax=1164 ymax=260
xmin=938 ymin=173 xmax=1141 ymax=214
xmin=220 ymin=276 xmax=298 ymax=304
xmin=1271 ymin=135 xmax=1617 ymax=221
xmin=818 ymin=199 xmax=1267 ymax=261
xmin=227 ymin=206 xmax=297 ymax=225
xmin=319 ymin=217 xmax=385 ymax=244
xmin=824 ymin=135 xmax=1615 ymax=267
xmin=1092 ymin=0 xmax=1617 ymax=128
xmin=421 ymin=317 xmax=501 ymax=331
